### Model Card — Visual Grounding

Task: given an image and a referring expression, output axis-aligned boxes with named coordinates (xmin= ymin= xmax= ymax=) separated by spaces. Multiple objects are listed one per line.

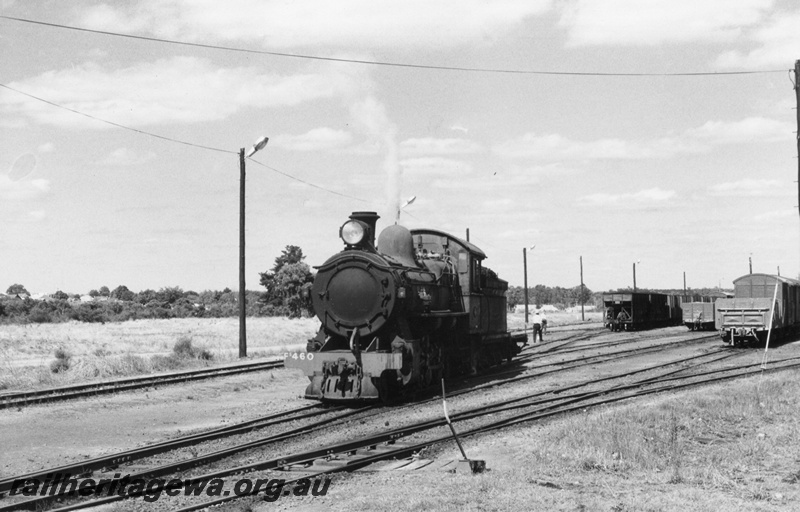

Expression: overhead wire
xmin=0 ymin=15 xmax=789 ymax=77
xmin=0 ymin=82 xmax=374 ymax=203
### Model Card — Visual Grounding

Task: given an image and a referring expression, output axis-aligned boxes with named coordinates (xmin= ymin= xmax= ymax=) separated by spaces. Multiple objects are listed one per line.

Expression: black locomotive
xmin=285 ymin=211 xmax=525 ymax=401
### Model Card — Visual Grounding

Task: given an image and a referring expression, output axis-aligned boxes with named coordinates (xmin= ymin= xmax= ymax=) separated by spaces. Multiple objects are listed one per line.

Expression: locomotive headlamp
xmin=340 ymin=220 xmax=367 ymax=246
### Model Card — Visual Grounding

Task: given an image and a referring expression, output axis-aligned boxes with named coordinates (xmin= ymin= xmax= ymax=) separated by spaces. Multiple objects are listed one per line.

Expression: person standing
xmin=532 ymin=311 xmax=544 ymax=342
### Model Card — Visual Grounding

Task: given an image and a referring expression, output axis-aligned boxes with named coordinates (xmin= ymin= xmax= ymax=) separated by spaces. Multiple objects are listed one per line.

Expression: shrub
xmin=50 ymin=348 xmax=72 ymax=373
xmin=172 ymin=336 xmax=213 ymax=360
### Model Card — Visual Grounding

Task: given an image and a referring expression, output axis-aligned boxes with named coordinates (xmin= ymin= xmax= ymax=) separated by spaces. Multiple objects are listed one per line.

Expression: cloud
xmin=400 ymin=137 xmax=483 ymax=156
xmin=79 ymin=0 xmax=552 ymax=49
xmin=28 ymin=210 xmax=46 ymax=220
xmin=754 ymin=209 xmax=795 ymax=221
xmin=493 ymin=133 xmax=701 ymax=160
xmin=560 ymin=0 xmax=771 ymax=47
xmin=273 ymin=128 xmax=353 ymax=151
xmin=401 ymin=157 xmax=474 ymax=177
xmin=0 ymin=175 xmax=50 ymax=202
xmin=482 ymin=198 xmax=514 ymax=209
xmin=0 ymin=57 xmax=364 ymax=128
xmin=37 ymin=143 xmax=55 ymax=153
xmin=581 ymin=187 xmax=676 ymax=206
xmin=495 ymin=116 xmax=789 ymax=161
xmin=715 ymin=8 xmax=800 ymax=68
xmin=686 ymin=117 xmax=793 ymax=144
xmin=708 ymin=179 xmax=790 ymax=198
xmin=101 ymin=148 xmax=157 ymax=166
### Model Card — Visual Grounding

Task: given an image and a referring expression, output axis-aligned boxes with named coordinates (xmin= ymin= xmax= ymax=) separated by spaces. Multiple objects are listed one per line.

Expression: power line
xmin=246 ymin=159 xmax=373 ymax=204
xmin=0 ymin=82 xmax=373 ymax=203
xmin=0 ymin=83 xmax=233 ymax=155
xmin=0 ymin=15 xmax=788 ymax=77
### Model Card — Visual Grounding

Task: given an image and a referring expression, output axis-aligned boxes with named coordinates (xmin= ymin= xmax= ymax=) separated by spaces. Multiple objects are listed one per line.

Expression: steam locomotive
xmin=285 ymin=211 xmax=526 ymax=402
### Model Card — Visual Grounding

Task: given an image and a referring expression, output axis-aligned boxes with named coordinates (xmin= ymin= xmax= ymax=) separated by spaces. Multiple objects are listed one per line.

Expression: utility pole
xmin=749 ymin=255 xmax=753 ymax=275
xmin=239 ymin=148 xmax=247 ymax=358
xmin=683 ymin=272 xmax=686 ymax=296
xmin=633 ymin=262 xmax=637 ymax=292
xmin=580 ymin=256 xmax=585 ymax=321
xmin=523 ymin=248 xmax=529 ymax=324
xmin=795 ymin=60 xmax=800 ymax=219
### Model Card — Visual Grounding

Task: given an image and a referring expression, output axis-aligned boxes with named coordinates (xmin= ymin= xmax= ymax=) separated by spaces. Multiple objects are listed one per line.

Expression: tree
xmin=6 ymin=284 xmax=28 ymax=295
xmin=99 ymin=286 xmax=110 ymax=297
xmin=52 ymin=290 xmax=70 ymax=300
xmin=272 ymin=245 xmax=305 ymax=273
xmin=259 ymin=245 xmax=314 ymax=317
xmin=135 ymin=289 xmax=158 ymax=305
xmin=157 ymin=286 xmax=184 ymax=305
xmin=88 ymin=289 xmax=100 ymax=298
xmin=111 ymin=285 xmax=135 ymax=302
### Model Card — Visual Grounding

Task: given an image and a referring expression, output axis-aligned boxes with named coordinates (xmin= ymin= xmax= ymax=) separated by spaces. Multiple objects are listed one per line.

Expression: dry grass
xmin=0 ymin=317 xmax=318 ymax=391
xmin=319 ymin=369 xmax=800 ymax=512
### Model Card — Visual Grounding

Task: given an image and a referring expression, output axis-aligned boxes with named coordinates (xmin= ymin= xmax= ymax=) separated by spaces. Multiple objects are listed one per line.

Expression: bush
xmin=50 ymin=348 xmax=72 ymax=373
xmin=172 ymin=336 xmax=213 ymax=360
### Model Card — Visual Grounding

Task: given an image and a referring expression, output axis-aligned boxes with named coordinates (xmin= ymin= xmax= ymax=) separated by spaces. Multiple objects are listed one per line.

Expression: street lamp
xmin=396 ymin=195 xmax=416 ymax=223
xmin=239 ymin=136 xmax=269 ymax=358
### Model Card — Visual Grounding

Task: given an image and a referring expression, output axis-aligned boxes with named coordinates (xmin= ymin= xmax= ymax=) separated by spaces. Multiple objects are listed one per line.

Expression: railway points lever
xmin=441 ymin=379 xmax=485 ymax=474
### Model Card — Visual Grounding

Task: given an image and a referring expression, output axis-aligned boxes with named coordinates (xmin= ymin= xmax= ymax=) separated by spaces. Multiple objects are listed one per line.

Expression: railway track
xmin=0 ymin=359 xmax=285 ymax=409
xmin=138 ymin=350 xmax=800 ymax=510
xmin=0 ymin=332 xmax=741 ymax=511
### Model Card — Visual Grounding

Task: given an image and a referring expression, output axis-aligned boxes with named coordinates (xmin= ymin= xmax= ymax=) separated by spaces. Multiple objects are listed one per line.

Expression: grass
xmin=0 ymin=317 xmax=318 ymax=391
xmin=323 ymin=368 xmax=800 ymax=512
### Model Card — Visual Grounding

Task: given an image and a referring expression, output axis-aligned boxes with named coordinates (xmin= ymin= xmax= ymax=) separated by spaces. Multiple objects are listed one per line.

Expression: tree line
xmin=1 ymin=244 xmax=732 ymax=324
xmin=0 ymin=245 xmax=314 ymax=324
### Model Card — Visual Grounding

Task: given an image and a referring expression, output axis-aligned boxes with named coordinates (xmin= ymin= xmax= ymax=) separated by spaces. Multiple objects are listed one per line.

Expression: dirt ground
xmin=0 ymin=367 xmax=305 ymax=477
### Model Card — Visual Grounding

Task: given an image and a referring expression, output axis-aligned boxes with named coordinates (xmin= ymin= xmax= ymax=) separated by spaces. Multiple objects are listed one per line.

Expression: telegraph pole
xmin=580 ymin=256 xmax=585 ymax=321
xmin=239 ymin=148 xmax=247 ymax=358
xmin=523 ymin=248 xmax=529 ymax=324
xmin=795 ymin=60 xmax=800 ymax=218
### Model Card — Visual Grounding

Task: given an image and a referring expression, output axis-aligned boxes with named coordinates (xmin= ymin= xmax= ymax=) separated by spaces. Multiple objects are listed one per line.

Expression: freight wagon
xmin=715 ymin=273 xmax=800 ymax=346
xmin=602 ymin=292 xmax=684 ymax=331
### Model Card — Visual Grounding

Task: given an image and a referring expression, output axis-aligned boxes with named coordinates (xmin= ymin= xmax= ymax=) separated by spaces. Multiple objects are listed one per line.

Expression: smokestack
xmin=350 ymin=211 xmax=380 ymax=247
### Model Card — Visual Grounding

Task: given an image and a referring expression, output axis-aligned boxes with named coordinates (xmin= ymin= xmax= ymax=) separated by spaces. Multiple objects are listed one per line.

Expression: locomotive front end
xmin=284 ymin=212 xmax=408 ymax=401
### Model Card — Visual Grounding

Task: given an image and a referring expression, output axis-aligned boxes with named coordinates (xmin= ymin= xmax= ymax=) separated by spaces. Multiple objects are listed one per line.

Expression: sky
xmin=1 ymin=0 xmax=799 ymax=296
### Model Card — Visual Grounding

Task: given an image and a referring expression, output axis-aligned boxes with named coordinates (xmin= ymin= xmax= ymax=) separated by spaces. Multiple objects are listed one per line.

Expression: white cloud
xmin=400 ymin=137 xmax=483 ymax=156
xmin=80 ymin=0 xmax=552 ymax=49
xmin=0 ymin=175 xmax=50 ymax=202
xmin=754 ymin=209 xmax=795 ymax=221
xmin=273 ymin=128 xmax=353 ymax=151
xmin=0 ymin=57 xmax=365 ymax=128
xmin=560 ymin=0 xmax=771 ymax=47
xmin=715 ymin=8 xmax=800 ymax=68
xmin=581 ymin=187 xmax=675 ymax=205
xmin=686 ymin=117 xmax=792 ymax=144
xmin=483 ymin=198 xmax=514 ymax=209
xmin=29 ymin=210 xmax=46 ymax=220
xmin=708 ymin=179 xmax=789 ymax=198
xmin=401 ymin=157 xmax=474 ymax=177
xmin=37 ymin=143 xmax=55 ymax=153
xmin=101 ymin=148 xmax=157 ymax=166
xmin=493 ymin=133 xmax=701 ymax=160
xmin=495 ymin=116 xmax=788 ymax=161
